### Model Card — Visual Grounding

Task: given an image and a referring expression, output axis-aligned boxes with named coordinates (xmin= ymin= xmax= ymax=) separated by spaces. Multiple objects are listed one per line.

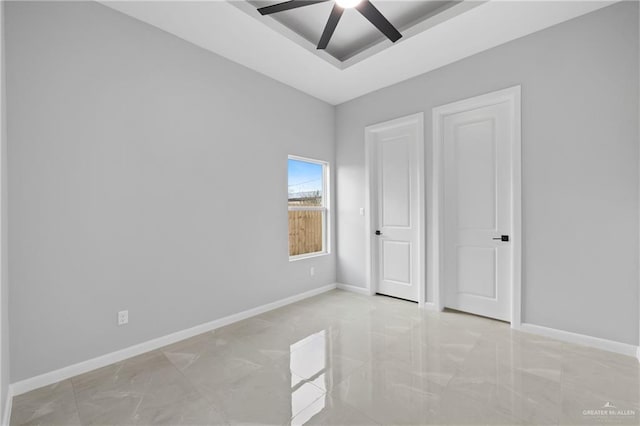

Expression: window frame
xmin=288 ymin=155 xmax=330 ymax=261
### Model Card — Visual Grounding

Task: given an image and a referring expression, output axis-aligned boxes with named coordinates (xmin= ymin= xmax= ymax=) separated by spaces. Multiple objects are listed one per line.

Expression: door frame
xmin=430 ymin=86 xmax=522 ymax=326
xmin=364 ymin=112 xmax=426 ymax=306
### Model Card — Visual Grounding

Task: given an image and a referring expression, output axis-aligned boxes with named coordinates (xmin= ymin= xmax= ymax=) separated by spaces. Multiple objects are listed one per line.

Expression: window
xmin=288 ymin=156 xmax=329 ymax=259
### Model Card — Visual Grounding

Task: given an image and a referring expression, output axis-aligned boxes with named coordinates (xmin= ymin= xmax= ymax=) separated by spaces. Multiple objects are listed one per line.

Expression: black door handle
xmin=375 ymin=230 xmax=382 ymax=236
xmin=493 ymin=235 xmax=509 ymax=242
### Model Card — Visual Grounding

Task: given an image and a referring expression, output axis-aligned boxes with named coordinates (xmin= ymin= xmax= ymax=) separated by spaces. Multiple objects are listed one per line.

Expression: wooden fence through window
xmin=289 ymin=210 xmax=323 ymax=256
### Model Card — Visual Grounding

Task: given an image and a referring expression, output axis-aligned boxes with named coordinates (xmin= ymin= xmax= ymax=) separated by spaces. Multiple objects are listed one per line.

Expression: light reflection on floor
xmin=290 ymin=330 xmax=327 ymax=423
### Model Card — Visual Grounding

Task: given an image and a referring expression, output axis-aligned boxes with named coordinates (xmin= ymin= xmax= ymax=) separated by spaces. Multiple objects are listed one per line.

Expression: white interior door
xmin=368 ymin=115 xmax=423 ymax=302
xmin=443 ymin=100 xmax=513 ymax=321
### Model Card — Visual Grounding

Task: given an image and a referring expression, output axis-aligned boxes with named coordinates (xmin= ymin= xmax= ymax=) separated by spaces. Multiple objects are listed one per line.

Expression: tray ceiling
xmin=100 ymin=1 xmax=618 ymax=105
xmin=246 ymin=1 xmax=463 ymax=62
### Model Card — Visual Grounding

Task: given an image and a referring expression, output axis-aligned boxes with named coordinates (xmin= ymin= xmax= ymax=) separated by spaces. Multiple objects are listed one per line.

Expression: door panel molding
xmin=431 ymin=86 xmax=521 ymax=326
xmin=365 ymin=113 xmax=425 ymax=305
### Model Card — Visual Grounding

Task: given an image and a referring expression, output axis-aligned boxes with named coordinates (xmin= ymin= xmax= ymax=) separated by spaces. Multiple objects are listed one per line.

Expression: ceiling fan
xmin=257 ymin=0 xmax=402 ymax=50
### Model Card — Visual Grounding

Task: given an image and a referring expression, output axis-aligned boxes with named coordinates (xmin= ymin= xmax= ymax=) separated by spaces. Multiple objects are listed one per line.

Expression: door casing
xmin=430 ymin=86 xmax=522 ymax=326
xmin=364 ymin=113 xmax=425 ymax=306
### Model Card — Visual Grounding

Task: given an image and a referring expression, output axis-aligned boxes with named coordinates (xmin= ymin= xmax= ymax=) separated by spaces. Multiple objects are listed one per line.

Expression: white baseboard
xmin=336 ymin=283 xmax=372 ymax=296
xmin=516 ymin=322 xmax=638 ymax=358
xmin=637 ymin=346 xmax=640 ymax=363
xmin=11 ymin=283 xmax=337 ymax=396
xmin=2 ymin=387 xmax=12 ymax=426
xmin=337 ymin=283 xmax=438 ymax=310
xmin=421 ymin=301 xmax=438 ymax=311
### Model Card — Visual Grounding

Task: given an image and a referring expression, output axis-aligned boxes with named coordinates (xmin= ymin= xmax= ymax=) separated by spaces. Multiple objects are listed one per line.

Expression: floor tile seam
xmin=69 ymin=351 xmax=187 ymax=425
xmin=216 ymin=337 xmax=286 ymax=365
xmin=372 ymin=325 xmax=422 ymax=337
xmin=286 ymin=391 xmax=328 ymax=425
xmin=291 ymin=370 xmax=322 ymax=393
xmin=10 ymin=388 xmax=79 ymax=426
xmin=293 ymin=355 xmax=367 ymax=394
xmin=67 ymin=378 xmax=85 ymax=426
xmin=439 ymin=361 xmax=471 ymax=395
xmin=441 ymin=384 xmax=563 ymax=425
xmin=169 ymin=331 xmax=281 ymax=369
xmin=155 ymin=350 xmax=228 ymax=419
xmin=327 ymin=379 xmax=437 ymax=425
xmin=335 ymin=397 xmax=383 ymax=426
xmin=322 ymin=388 xmax=382 ymax=425
xmin=280 ymin=332 xmax=328 ymax=358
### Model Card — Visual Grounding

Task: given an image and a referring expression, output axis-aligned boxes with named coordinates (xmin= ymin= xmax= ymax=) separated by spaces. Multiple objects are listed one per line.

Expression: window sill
xmin=289 ymin=252 xmax=330 ymax=262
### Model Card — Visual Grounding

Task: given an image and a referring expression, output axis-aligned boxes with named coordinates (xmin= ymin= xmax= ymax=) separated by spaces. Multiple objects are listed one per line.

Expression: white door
xmin=442 ymin=100 xmax=514 ymax=321
xmin=367 ymin=114 xmax=423 ymax=302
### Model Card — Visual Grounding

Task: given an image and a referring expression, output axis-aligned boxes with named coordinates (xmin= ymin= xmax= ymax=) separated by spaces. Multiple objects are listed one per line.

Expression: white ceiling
xmin=101 ymin=1 xmax=616 ymax=105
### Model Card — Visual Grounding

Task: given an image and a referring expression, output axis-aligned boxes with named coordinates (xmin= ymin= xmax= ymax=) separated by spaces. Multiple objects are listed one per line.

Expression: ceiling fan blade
xmin=257 ymin=0 xmax=330 ymax=16
xmin=317 ymin=4 xmax=344 ymax=50
xmin=355 ymin=0 xmax=402 ymax=43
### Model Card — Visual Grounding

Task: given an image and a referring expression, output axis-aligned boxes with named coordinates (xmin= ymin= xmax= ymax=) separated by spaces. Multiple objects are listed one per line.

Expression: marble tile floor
xmin=10 ymin=289 xmax=640 ymax=425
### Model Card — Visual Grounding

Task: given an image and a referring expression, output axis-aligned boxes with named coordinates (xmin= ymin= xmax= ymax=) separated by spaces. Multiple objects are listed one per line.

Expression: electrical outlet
xmin=359 ymin=207 xmax=365 ymax=216
xmin=310 ymin=266 xmax=315 ymax=277
xmin=118 ymin=310 xmax=128 ymax=326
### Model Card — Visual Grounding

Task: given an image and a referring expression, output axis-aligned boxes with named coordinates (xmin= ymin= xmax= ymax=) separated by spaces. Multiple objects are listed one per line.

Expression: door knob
xmin=375 ymin=230 xmax=382 ymax=236
xmin=492 ymin=235 xmax=509 ymax=242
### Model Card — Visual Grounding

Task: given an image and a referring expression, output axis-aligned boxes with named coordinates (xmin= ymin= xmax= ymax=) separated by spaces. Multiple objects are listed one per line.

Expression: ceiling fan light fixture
xmin=257 ymin=0 xmax=402 ymax=50
xmin=335 ymin=0 xmax=362 ymax=9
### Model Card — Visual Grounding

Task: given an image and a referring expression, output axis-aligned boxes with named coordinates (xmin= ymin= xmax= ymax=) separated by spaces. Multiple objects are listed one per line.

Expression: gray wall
xmin=1 ymin=0 xmax=9 ymax=416
xmin=336 ymin=1 xmax=639 ymax=345
xmin=4 ymin=0 xmax=639 ymax=383
xmin=6 ymin=1 xmax=335 ymax=381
